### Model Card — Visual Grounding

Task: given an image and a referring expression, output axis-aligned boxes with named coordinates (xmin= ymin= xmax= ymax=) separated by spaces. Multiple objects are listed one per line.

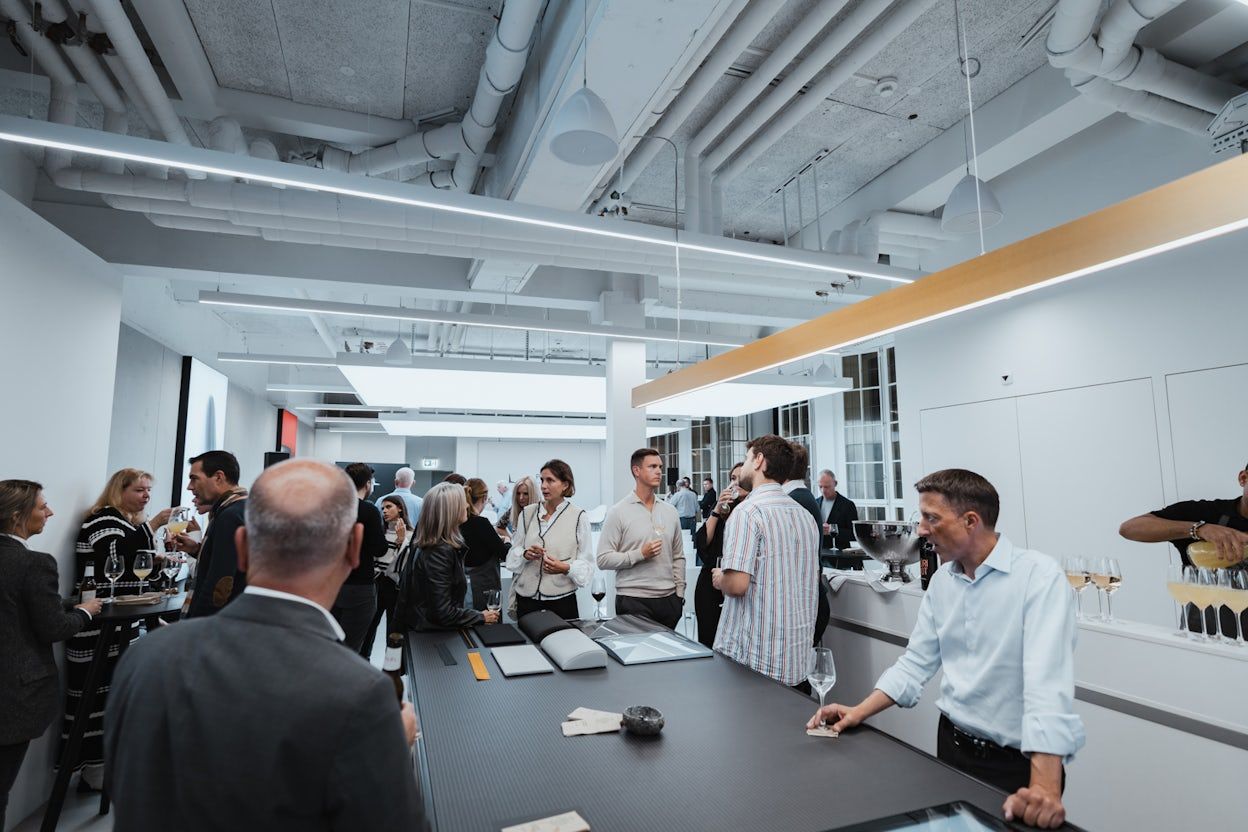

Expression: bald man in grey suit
xmin=105 ymin=460 xmax=425 ymax=831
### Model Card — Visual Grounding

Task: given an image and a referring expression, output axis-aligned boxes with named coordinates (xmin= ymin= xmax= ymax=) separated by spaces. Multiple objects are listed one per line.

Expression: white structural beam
xmin=605 ymin=340 xmax=648 ymax=503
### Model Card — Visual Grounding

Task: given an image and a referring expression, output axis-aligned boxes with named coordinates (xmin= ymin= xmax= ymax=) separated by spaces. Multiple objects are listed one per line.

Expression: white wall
xmin=311 ymin=430 xmax=407 ymax=466
xmin=456 ymin=439 xmax=607 ymax=510
xmin=107 ymin=324 xmax=182 ymax=498
xmin=0 ymin=187 xmax=123 ymax=830
xmin=222 ymin=382 xmax=278 ymax=489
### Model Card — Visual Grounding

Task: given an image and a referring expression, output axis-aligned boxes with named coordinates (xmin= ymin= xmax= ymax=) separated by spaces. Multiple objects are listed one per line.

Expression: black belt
xmin=941 ymin=714 xmax=1024 ymax=762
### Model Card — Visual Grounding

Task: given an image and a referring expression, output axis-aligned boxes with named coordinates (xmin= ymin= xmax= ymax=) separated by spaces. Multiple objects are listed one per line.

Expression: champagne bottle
xmin=80 ymin=563 xmax=98 ymax=603
xmin=1188 ymin=540 xmax=1248 ymax=569
xmin=383 ymin=633 xmax=405 ymax=703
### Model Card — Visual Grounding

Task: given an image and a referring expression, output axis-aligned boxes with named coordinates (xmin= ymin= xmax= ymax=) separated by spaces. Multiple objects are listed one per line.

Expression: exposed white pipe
xmin=1068 ymin=71 xmax=1211 ymax=134
xmin=1098 ymin=0 xmax=1184 ymax=72
xmin=718 ymin=0 xmax=944 ymax=188
xmin=208 ymin=117 xmax=247 ymax=155
xmin=248 ymin=139 xmax=279 ymax=161
xmin=685 ymin=0 xmax=857 ymax=233
xmin=146 ymin=214 xmax=261 ymax=235
xmin=1 ymin=0 xmax=75 ymax=172
xmin=86 ymin=0 xmax=205 ymax=176
xmin=41 ymin=0 xmax=125 ymax=114
xmin=323 ymin=0 xmax=541 ymax=190
xmin=99 ymin=52 xmax=158 ymax=133
xmin=45 ymin=81 xmax=79 ymax=173
xmin=585 ymin=0 xmax=776 ymax=216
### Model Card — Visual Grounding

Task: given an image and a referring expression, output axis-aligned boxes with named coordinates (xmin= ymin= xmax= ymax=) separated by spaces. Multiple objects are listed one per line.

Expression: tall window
xmin=842 ymin=347 xmax=904 ymax=520
xmin=777 ymin=401 xmax=812 ymax=472
xmin=651 ymin=431 xmax=680 ymax=490
xmin=714 ymin=416 xmax=747 ymax=490
xmin=690 ymin=418 xmax=713 ymax=492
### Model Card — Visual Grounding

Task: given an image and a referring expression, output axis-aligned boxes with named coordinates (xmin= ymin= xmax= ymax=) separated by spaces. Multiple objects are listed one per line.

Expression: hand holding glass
xmin=483 ymin=589 xmax=501 ymax=622
xmin=808 ymin=648 xmax=837 ymax=727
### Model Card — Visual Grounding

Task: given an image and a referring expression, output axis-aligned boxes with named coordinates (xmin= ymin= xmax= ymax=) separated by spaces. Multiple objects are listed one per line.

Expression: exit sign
xmin=419 ymin=458 xmax=441 ymax=469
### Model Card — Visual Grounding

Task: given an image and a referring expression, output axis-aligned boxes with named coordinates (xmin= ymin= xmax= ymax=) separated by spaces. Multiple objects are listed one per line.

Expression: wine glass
xmin=162 ymin=553 xmax=182 ymax=594
xmin=483 ymin=589 xmax=501 ymax=623
xmin=1196 ymin=567 xmax=1220 ymax=640
xmin=133 ymin=549 xmax=155 ymax=595
xmin=808 ymin=648 xmax=837 ymax=727
xmin=1091 ymin=558 xmax=1122 ymax=622
xmin=103 ymin=552 xmax=124 ymax=603
xmin=1183 ymin=565 xmax=1206 ymax=640
xmin=1063 ymin=557 xmax=1091 ymax=621
xmin=1216 ymin=570 xmax=1246 ymax=647
xmin=1226 ymin=571 xmax=1248 ymax=647
xmin=1166 ymin=564 xmax=1189 ymax=638
xmin=590 ymin=572 xmax=607 ymax=621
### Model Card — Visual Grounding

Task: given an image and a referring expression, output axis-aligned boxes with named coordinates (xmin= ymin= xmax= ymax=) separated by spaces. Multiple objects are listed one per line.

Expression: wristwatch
xmin=1189 ymin=520 xmax=1206 ymax=540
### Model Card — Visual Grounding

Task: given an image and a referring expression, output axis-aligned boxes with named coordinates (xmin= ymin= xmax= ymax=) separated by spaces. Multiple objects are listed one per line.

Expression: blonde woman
xmin=399 ymin=482 xmax=500 ymax=631
xmin=64 ymin=468 xmax=172 ymax=791
xmin=505 ymin=460 xmax=593 ymax=621
xmin=497 ymin=476 xmax=536 ymax=538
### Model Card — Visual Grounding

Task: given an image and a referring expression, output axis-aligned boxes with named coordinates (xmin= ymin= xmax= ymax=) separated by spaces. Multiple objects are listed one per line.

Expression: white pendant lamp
xmin=550 ymin=0 xmax=618 ymax=166
xmin=384 ymin=331 xmax=411 ymax=365
xmin=812 ymin=359 xmax=839 ymax=385
xmin=941 ymin=174 xmax=1003 ymax=233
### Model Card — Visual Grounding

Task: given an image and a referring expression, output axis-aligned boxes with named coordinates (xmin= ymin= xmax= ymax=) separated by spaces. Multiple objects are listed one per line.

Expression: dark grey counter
xmin=405 ymin=628 xmax=1079 ymax=832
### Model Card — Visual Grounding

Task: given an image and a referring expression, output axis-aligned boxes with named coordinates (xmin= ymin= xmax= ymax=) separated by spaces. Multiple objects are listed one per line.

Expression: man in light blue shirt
xmin=809 ymin=469 xmax=1084 ymax=830
xmin=667 ymin=478 xmax=699 ymax=532
xmin=375 ymin=467 xmax=422 ymax=526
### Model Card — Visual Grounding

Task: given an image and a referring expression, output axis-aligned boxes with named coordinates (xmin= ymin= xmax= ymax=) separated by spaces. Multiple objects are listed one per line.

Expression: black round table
xmin=41 ymin=592 xmax=186 ymax=832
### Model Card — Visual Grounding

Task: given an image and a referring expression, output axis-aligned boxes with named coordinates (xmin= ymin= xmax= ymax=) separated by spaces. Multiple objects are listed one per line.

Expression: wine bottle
xmin=1188 ymin=540 xmax=1247 ymax=569
xmin=919 ymin=541 xmax=937 ymax=591
xmin=383 ymin=633 xmax=405 ymax=703
xmin=80 ymin=563 xmax=97 ymax=603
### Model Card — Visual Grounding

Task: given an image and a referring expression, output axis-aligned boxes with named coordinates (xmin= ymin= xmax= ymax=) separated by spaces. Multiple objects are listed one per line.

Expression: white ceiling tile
xmin=183 ymin=0 xmax=291 ymax=99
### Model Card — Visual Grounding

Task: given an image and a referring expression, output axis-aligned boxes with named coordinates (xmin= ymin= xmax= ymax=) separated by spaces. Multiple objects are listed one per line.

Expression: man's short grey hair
xmin=245 ymin=460 xmax=358 ymax=575
xmin=819 ymin=469 xmax=837 ymax=480
xmin=395 ymin=467 xmax=415 ymax=487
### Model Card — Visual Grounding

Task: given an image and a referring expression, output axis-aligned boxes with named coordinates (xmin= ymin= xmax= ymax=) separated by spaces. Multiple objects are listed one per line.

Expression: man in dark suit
xmin=699 ymin=477 xmax=717 ymax=520
xmin=105 ymin=460 xmax=425 ymax=832
xmin=782 ymin=444 xmax=829 ymax=647
xmin=173 ymin=450 xmax=248 ymax=618
xmin=815 ymin=469 xmax=859 ymax=551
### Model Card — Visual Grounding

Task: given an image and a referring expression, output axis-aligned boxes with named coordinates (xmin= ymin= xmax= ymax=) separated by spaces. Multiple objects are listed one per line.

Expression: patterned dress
xmin=60 ymin=507 xmax=155 ymax=771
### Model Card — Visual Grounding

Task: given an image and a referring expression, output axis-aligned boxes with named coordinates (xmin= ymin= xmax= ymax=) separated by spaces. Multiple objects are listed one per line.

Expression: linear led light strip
xmin=198 ymin=291 xmax=750 ymax=348
xmin=633 ymin=213 xmax=1248 ymax=407
xmin=0 ymin=117 xmax=912 ymax=284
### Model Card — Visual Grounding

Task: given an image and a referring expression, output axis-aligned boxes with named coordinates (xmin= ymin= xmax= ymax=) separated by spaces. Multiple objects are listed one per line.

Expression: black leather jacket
xmin=399 ymin=543 xmax=483 ymax=632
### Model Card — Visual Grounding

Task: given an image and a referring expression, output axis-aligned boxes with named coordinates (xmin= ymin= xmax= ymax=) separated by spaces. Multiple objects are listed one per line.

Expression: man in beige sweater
xmin=596 ymin=448 xmax=686 ymax=629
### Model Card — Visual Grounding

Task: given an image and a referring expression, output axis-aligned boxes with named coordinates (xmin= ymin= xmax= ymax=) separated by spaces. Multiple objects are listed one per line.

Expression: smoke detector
xmin=874 ymin=77 xmax=900 ymax=98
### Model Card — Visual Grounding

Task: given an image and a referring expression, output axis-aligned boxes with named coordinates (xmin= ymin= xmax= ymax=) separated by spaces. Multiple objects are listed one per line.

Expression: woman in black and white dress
xmin=62 ymin=468 xmax=170 ymax=791
xmin=359 ymin=494 xmax=414 ymax=657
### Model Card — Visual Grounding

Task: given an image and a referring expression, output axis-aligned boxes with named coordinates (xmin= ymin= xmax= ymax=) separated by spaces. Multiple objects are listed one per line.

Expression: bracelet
xmin=1189 ymin=520 xmax=1206 ymax=541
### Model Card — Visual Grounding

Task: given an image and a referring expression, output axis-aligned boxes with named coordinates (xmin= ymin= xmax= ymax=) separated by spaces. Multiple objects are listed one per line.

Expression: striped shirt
xmin=713 ymin=482 xmax=819 ymax=686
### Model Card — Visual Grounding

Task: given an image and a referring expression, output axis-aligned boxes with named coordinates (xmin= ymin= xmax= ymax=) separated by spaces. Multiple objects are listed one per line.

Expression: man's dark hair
xmin=189 ymin=450 xmax=240 ymax=485
xmin=745 ymin=434 xmax=796 ymax=482
xmin=343 ymin=462 xmax=374 ymax=491
xmin=914 ymin=468 xmax=1000 ymax=528
xmin=443 ymin=472 xmax=467 ymax=486
xmin=703 ymin=477 xmax=714 ymax=485
xmin=630 ymin=447 xmax=661 ymax=473
xmin=787 ymin=442 xmax=809 ymax=483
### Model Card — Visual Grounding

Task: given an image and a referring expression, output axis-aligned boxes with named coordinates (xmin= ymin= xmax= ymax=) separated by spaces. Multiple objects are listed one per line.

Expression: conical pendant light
xmin=550 ymin=0 xmax=618 ymax=166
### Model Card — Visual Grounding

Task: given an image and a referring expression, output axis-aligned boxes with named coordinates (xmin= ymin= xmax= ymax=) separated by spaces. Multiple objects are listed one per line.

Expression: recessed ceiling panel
xmin=184 ymin=0 xmax=291 ymax=99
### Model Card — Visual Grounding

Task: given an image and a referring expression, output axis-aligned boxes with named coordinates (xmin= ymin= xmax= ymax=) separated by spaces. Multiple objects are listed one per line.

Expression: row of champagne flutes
xmin=1063 ymin=557 xmax=1122 ymax=621
xmin=98 ymin=550 xmax=185 ymax=603
xmin=1166 ymin=564 xmax=1248 ymax=645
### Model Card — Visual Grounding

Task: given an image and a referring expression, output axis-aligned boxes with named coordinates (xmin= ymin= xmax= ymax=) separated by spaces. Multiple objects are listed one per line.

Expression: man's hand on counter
xmin=807 ymin=703 xmax=863 ymax=733
xmin=1003 ymin=753 xmax=1065 ymax=829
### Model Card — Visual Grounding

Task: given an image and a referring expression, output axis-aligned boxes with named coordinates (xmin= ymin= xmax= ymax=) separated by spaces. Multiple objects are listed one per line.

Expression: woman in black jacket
xmin=461 ymin=478 xmax=508 ymax=610
xmin=400 ymin=482 xmax=501 ymax=632
xmin=0 ymin=480 xmax=102 ymax=828
xmin=693 ymin=464 xmax=743 ymax=648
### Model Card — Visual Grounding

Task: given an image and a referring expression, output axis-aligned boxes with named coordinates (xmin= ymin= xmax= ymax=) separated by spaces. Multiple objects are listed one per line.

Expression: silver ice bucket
xmin=852 ymin=520 xmax=924 ymax=583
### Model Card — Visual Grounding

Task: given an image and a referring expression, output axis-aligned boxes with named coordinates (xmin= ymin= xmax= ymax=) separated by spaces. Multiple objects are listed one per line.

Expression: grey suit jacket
xmin=104 ymin=591 xmax=426 ymax=832
xmin=0 ymin=535 xmax=89 ymax=744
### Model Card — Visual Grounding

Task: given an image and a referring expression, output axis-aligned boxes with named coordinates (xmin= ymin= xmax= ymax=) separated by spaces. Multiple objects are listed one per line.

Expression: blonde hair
xmin=416 ymin=482 xmax=466 ymax=550
xmin=509 ymin=476 xmax=536 ymax=528
xmin=464 ymin=478 xmax=489 ymax=517
xmin=88 ymin=468 xmax=154 ymax=525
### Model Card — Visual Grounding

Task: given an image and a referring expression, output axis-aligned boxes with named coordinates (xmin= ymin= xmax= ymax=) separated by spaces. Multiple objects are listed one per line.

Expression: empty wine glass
xmin=1091 ymin=558 xmax=1122 ymax=622
xmin=1064 ymin=556 xmax=1091 ymax=620
xmin=162 ymin=553 xmax=182 ymax=593
xmin=133 ymin=549 xmax=154 ymax=595
xmin=103 ymin=552 xmax=123 ymax=603
xmin=483 ymin=589 xmax=501 ymax=622
xmin=808 ymin=648 xmax=837 ymax=727
xmin=590 ymin=572 xmax=607 ymax=621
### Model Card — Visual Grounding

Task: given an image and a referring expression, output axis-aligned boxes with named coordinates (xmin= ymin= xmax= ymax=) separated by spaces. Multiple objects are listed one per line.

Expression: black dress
xmin=693 ymin=516 xmax=727 ymax=649
xmin=461 ymin=514 xmax=508 ymax=609
xmin=61 ymin=508 xmax=154 ymax=772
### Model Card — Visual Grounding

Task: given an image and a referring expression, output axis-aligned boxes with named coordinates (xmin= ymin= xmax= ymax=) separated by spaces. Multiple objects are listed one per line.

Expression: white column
xmin=604 ymin=339 xmax=647 ymax=505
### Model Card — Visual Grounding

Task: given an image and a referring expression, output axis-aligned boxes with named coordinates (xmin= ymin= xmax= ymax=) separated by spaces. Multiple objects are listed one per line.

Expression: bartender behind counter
xmin=1119 ymin=461 xmax=1248 ymax=634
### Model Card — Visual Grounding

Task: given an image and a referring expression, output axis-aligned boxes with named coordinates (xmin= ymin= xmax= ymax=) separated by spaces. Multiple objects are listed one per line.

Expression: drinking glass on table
xmin=590 ymin=573 xmax=607 ymax=621
xmin=808 ymin=648 xmax=837 ymax=728
xmin=1063 ymin=556 xmax=1092 ymax=620
xmin=1090 ymin=558 xmax=1122 ymax=622
xmin=483 ymin=589 xmax=501 ymax=623
xmin=103 ymin=552 xmax=124 ymax=603
xmin=162 ymin=553 xmax=183 ymax=594
xmin=133 ymin=549 xmax=155 ymax=595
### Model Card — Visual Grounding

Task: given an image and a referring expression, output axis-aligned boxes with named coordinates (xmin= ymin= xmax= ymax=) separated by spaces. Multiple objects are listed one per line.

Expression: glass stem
xmin=818 ymin=690 xmax=826 ymax=727
xmin=1105 ymin=592 xmax=1113 ymax=622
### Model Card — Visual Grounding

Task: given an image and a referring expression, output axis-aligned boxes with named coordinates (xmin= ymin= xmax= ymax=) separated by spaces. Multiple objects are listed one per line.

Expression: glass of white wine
xmin=1090 ymin=558 xmax=1122 ymax=623
xmin=1063 ymin=556 xmax=1091 ymax=620
xmin=103 ymin=552 xmax=124 ymax=603
xmin=133 ymin=549 xmax=155 ymax=595
xmin=808 ymin=647 xmax=837 ymax=728
xmin=1165 ymin=564 xmax=1191 ymax=638
xmin=1195 ymin=567 xmax=1221 ymax=640
xmin=1216 ymin=569 xmax=1248 ymax=647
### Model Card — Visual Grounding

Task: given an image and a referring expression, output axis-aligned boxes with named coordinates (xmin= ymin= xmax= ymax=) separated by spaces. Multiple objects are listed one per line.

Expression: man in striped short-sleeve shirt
xmin=713 ymin=435 xmax=819 ymax=687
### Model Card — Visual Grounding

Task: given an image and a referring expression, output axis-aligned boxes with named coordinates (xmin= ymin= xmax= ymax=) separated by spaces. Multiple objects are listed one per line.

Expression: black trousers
xmin=936 ymin=715 xmax=1065 ymax=796
xmin=693 ymin=567 xmax=724 ymax=648
xmin=359 ymin=576 xmax=400 ymax=658
xmin=616 ymin=593 xmax=683 ymax=630
xmin=0 ymin=740 xmax=30 ymax=830
xmin=517 ymin=593 xmax=580 ymax=621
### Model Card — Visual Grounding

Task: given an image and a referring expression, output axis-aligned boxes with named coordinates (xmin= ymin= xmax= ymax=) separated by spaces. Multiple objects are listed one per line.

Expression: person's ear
xmin=235 ymin=526 xmax=249 ymax=573
xmin=344 ymin=522 xmax=363 ymax=571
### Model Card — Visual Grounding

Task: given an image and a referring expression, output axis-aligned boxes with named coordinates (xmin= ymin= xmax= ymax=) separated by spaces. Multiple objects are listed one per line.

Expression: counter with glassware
xmin=821 ymin=555 xmax=1248 ymax=832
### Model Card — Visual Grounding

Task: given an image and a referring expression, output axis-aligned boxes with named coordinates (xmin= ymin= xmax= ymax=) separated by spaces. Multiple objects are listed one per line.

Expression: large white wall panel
xmin=1016 ymin=380 xmax=1169 ymax=625
xmin=223 ymin=382 xmax=277 ymax=489
xmin=1165 ymin=362 xmax=1248 ymax=499
xmin=107 ymin=325 xmax=182 ymax=492
xmin=469 ymin=440 xmax=605 ymax=511
xmin=919 ymin=398 xmax=1028 ymax=547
